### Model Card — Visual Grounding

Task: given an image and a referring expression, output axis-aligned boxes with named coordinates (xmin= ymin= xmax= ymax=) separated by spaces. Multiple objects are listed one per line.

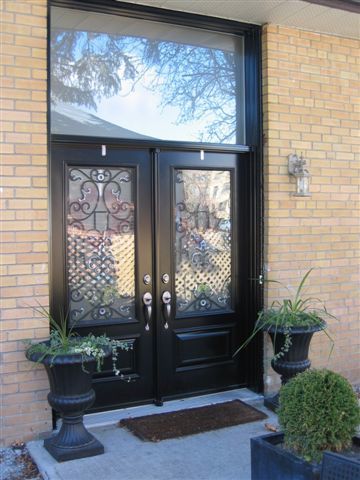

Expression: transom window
xmin=50 ymin=7 xmax=245 ymax=144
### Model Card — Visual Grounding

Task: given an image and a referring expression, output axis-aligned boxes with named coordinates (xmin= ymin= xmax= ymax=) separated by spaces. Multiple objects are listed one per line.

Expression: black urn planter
xmin=251 ymin=433 xmax=360 ymax=480
xmin=264 ymin=323 xmax=324 ymax=411
xmin=26 ymin=345 xmax=110 ymax=462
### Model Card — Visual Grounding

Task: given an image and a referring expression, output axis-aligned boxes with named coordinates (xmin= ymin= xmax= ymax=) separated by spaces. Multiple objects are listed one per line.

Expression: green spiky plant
xmin=233 ymin=269 xmax=335 ymax=359
xmin=25 ymin=304 xmax=132 ymax=376
xmin=278 ymin=369 xmax=360 ymax=463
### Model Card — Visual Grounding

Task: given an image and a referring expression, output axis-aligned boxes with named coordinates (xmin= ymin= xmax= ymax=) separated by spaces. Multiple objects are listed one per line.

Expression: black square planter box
xmin=251 ymin=433 xmax=321 ymax=480
xmin=251 ymin=433 xmax=360 ymax=480
xmin=321 ymin=438 xmax=360 ymax=480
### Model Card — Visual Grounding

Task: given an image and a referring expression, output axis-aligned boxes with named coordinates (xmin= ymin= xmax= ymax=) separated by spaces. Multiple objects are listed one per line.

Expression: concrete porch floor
xmin=27 ymin=389 xmax=278 ymax=480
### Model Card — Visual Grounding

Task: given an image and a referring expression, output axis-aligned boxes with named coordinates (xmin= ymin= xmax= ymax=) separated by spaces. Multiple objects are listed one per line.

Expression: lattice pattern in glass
xmin=174 ymin=169 xmax=232 ymax=314
xmin=67 ymin=167 xmax=135 ymax=324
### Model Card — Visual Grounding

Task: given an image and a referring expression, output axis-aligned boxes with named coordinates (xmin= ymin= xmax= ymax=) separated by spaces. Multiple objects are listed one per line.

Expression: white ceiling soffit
xmin=121 ymin=1 xmax=360 ymax=39
xmin=51 ymin=7 xmax=241 ymax=51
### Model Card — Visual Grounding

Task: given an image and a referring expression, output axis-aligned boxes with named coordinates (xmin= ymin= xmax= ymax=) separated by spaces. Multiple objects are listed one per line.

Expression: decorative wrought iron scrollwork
xmin=67 ymin=167 xmax=135 ymax=324
xmin=174 ymin=169 xmax=232 ymax=314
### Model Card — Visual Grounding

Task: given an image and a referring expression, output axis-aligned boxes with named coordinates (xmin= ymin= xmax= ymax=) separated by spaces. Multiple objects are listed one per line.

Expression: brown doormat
xmin=119 ymin=399 xmax=267 ymax=442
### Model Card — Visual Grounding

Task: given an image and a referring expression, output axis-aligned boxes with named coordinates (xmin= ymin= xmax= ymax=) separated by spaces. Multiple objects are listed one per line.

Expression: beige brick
xmin=262 ymin=24 xmax=359 ymax=397
xmin=1 ymin=221 xmax=32 ymax=231
xmin=1 ymin=33 xmax=14 ymax=44
xmin=15 ymin=13 xmax=46 ymax=27
xmin=31 ymin=26 xmax=46 ymax=38
xmin=31 ymin=91 xmax=47 ymax=102
xmin=1 ymin=176 xmax=31 ymax=187
xmin=5 ymin=2 xmax=32 ymax=13
xmin=1 ymin=243 xmax=32 ymax=254
xmin=1 ymin=88 xmax=31 ymax=100
xmin=7 ymin=264 xmax=33 ymax=275
xmin=32 ymin=5 xmax=47 ymax=17
xmin=15 ymin=231 xmax=47 ymax=242
xmin=15 ymin=123 xmax=45 ymax=134
xmin=14 ymin=101 xmax=46 ymax=112
xmin=7 ymin=199 xmax=32 ymax=209
xmin=1 ymin=0 xmax=51 ymax=445
xmin=5 ymin=66 xmax=31 ymax=78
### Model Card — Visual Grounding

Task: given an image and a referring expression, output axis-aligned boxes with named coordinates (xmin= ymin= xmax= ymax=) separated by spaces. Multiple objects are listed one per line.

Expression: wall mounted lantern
xmin=288 ymin=153 xmax=311 ymax=197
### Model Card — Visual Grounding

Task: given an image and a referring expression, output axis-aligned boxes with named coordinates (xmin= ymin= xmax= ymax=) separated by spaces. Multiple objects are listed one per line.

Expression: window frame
xmin=49 ymin=0 xmax=262 ymax=150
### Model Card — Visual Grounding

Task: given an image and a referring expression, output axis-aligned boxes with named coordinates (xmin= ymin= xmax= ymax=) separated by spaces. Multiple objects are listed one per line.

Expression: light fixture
xmin=288 ymin=153 xmax=311 ymax=197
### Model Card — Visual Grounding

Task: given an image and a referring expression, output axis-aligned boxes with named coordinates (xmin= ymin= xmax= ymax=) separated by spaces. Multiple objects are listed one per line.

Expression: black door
xmin=52 ymin=144 xmax=155 ymax=409
xmin=155 ymin=150 xmax=249 ymax=400
xmin=51 ymin=144 xmax=251 ymax=411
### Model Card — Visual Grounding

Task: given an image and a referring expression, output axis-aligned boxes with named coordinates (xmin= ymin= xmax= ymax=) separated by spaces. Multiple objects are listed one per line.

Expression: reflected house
xmin=52 ymin=103 xmax=156 ymax=140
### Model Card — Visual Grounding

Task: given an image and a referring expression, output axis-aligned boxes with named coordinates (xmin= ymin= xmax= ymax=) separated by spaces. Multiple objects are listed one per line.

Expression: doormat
xmin=119 ymin=400 xmax=267 ymax=442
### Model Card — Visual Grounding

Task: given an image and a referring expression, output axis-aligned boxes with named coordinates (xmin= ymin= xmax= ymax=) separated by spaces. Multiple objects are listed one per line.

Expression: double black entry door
xmin=51 ymin=143 xmax=254 ymax=411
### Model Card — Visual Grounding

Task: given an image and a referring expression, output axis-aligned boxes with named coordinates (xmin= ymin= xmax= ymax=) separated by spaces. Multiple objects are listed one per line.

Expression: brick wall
xmin=0 ymin=0 xmax=52 ymax=445
xmin=262 ymin=24 xmax=359 ymax=393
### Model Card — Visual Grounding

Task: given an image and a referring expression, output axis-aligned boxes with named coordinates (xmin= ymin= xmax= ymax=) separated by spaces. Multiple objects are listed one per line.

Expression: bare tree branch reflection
xmin=51 ymin=30 xmax=239 ymax=143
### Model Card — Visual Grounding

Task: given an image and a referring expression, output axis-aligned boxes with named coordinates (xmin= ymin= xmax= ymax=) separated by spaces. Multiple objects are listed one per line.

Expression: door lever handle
xmin=161 ymin=291 xmax=171 ymax=330
xmin=142 ymin=292 xmax=152 ymax=331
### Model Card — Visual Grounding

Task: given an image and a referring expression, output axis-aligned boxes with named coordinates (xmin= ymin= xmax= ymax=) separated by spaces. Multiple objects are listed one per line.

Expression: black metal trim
xmin=249 ymin=145 xmax=264 ymax=393
xmin=152 ymin=148 xmax=161 ymax=406
xmin=244 ymin=26 xmax=263 ymax=392
xmin=50 ymin=135 xmax=251 ymax=154
xmin=245 ymin=28 xmax=262 ymax=148
xmin=47 ymin=0 xmax=58 ymax=433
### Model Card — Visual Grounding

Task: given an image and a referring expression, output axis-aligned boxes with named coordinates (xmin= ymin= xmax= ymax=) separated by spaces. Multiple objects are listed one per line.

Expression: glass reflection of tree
xmin=51 ymin=30 xmax=238 ymax=143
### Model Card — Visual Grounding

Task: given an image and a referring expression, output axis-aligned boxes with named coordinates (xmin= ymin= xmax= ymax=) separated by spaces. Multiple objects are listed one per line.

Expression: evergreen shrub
xmin=278 ymin=369 xmax=360 ymax=463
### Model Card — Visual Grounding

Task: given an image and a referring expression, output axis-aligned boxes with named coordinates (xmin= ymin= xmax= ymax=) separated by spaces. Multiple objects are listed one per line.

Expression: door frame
xmin=50 ymin=139 xmax=263 ymax=398
xmin=49 ymin=0 xmax=264 ymax=397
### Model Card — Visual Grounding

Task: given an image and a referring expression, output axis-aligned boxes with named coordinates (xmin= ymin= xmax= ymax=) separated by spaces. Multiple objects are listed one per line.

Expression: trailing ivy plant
xmin=233 ymin=269 xmax=335 ymax=359
xmin=278 ymin=369 xmax=360 ymax=463
xmin=25 ymin=304 xmax=133 ymax=378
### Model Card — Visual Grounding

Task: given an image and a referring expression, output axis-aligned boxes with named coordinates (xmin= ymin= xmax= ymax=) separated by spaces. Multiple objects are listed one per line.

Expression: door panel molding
xmin=175 ymin=328 xmax=233 ymax=369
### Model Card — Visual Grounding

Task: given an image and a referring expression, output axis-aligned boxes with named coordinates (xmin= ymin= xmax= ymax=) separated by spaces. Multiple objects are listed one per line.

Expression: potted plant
xmin=251 ymin=369 xmax=360 ymax=480
xmin=25 ymin=306 xmax=132 ymax=462
xmin=233 ymin=269 xmax=334 ymax=410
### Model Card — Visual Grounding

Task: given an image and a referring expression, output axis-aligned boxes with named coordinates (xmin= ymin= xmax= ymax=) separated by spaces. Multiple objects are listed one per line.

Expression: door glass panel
xmin=174 ymin=169 xmax=232 ymax=315
xmin=50 ymin=7 xmax=245 ymax=144
xmin=66 ymin=166 xmax=135 ymax=324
